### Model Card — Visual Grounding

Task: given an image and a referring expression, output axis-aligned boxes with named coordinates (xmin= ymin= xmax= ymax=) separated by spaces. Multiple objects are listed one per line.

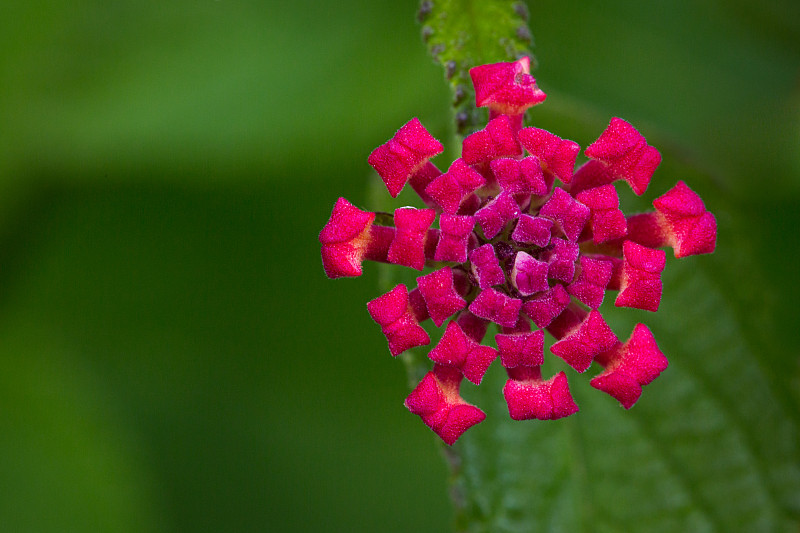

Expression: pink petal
xmin=615 ymin=241 xmax=666 ymax=312
xmin=511 ymin=215 xmax=553 ymax=247
xmin=428 ymin=321 xmax=470 ymax=368
xmin=584 ymin=117 xmax=661 ymax=196
xmin=511 ymin=251 xmax=549 ymax=296
xmin=408 ymin=161 xmax=443 ymax=207
xmin=567 ymin=256 xmax=613 ymax=309
xmin=468 ymin=288 xmax=522 ymax=328
xmin=462 ymin=115 xmax=523 ymax=166
xmin=490 ymin=157 xmax=548 ymax=196
xmin=429 ymin=321 xmax=498 ymax=385
xmin=591 ymin=324 xmax=668 ymax=408
xmin=624 ymin=212 xmax=668 ymax=249
xmin=456 ymin=309 xmax=490 ymax=343
xmin=550 ymin=309 xmax=619 ymax=372
xmin=469 ymin=244 xmax=506 ymax=289
xmin=367 ymin=284 xmax=431 ymax=356
xmin=469 ymin=56 xmax=546 ymax=116
xmin=319 ymin=198 xmax=376 ymax=279
xmin=475 ymin=191 xmax=521 ymax=239
xmin=503 ymin=370 xmax=578 ymax=420
xmin=522 ymin=284 xmax=571 ymax=328
xmin=575 ymin=184 xmax=628 ymax=244
xmin=405 ymin=365 xmax=486 ymax=445
xmin=425 ymin=158 xmax=486 ymax=214
xmin=434 ymin=214 xmax=476 ymax=262
xmin=388 ymin=207 xmax=436 ymax=270
xmin=517 ymin=127 xmax=580 ymax=185
xmin=569 ymin=160 xmax=616 ymax=197
xmin=541 ymin=238 xmax=579 ymax=283
xmin=495 ymin=329 xmax=544 ymax=368
xmin=653 ymin=181 xmax=717 ymax=258
xmin=416 ymin=267 xmax=467 ymax=327
xmin=539 ymin=187 xmax=590 ymax=242
xmin=368 ymin=118 xmax=444 ymax=197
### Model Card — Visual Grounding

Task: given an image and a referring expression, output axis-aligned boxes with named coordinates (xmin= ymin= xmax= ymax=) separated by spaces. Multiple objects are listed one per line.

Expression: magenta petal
xmin=475 ymin=191 xmax=521 ymax=239
xmin=438 ymin=403 xmax=486 ymax=445
xmin=404 ymin=371 xmax=442 ymax=415
xmin=584 ymin=117 xmax=660 ymax=196
xmin=539 ymin=187 xmax=590 ymax=242
xmin=405 ymin=366 xmax=486 ymax=445
xmin=591 ymin=324 xmax=668 ymax=408
xmin=468 ymin=288 xmax=522 ymax=328
xmin=569 ymin=160 xmax=616 ymax=197
xmin=425 ymin=158 xmax=486 ymax=214
xmin=319 ymin=197 xmax=376 ymax=278
xmin=522 ymin=284 xmax=571 ymax=328
xmin=615 ymin=241 xmax=666 ymax=312
xmin=542 ymin=238 xmax=579 ymax=283
xmin=428 ymin=321 xmax=470 ymax=368
xmin=500 ymin=315 xmax=532 ymax=335
xmin=495 ymin=329 xmax=544 ymax=368
xmin=368 ymin=118 xmax=444 ymax=197
xmin=456 ymin=309 xmax=490 ymax=343
xmin=567 ymin=256 xmax=613 ymax=309
xmin=367 ymin=284 xmax=431 ymax=356
xmin=550 ymin=310 xmax=618 ymax=372
xmin=590 ymin=372 xmax=641 ymax=410
xmin=434 ymin=214 xmax=476 ymax=262
xmin=429 ymin=321 xmax=498 ymax=385
xmin=469 ymin=244 xmax=505 ymax=289
xmin=491 ymin=157 xmax=547 ymax=196
xmin=503 ymin=371 xmax=578 ymax=420
xmin=512 ymin=215 xmax=553 ymax=247
xmin=469 ymin=56 xmax=546 ymax=116
xmin=462 ymin=115 xmax=523 ymax=166
xmin=517 ymin=127 xmax=580 ymax=185
xmin=511 ymin=251 xmax=549 ymax=296
xmin=388 ymin=207 xmax=436 ymax=270
xmin=653 ymin=181 xmax=717 ymax=258
xmin=576 ymin=184 xmax=628 ymax=244
xmin=461 ymin=344 xmax=499 ymax=385
xmin=416 ymin=267 xmax=467 ymax=327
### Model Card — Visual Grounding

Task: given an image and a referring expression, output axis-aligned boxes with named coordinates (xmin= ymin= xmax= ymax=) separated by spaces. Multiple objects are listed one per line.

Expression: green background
xmin=1 ymin=1 xmax=799 ymax=531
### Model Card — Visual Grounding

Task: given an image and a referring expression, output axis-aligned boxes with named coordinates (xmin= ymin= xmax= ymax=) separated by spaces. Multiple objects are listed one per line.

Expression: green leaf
xmin=418 ymin=0 xmax=534 ymax=134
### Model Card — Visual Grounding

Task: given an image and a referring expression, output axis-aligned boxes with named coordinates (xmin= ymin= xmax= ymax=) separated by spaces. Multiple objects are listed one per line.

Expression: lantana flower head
xmin=320 ymin=57 xmax=717 ymax=445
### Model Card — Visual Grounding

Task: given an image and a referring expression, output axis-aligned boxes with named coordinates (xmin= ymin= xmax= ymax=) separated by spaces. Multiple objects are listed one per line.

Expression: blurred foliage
xmin=0 ymin=0 xmax=798 ymax=532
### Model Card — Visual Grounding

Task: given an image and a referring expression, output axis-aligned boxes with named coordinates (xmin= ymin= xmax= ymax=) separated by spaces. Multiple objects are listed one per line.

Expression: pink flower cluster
xmin=320 ymin=57 xmax=717 ymax=445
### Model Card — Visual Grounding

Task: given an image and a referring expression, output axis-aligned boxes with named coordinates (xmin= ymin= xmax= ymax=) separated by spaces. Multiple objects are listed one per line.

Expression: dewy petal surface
xmin=584 ymin=117 xmax=661 ymax=196
xmin=388 ymin=207 xmax=436 ymax=270
xmin=405 ymin=365 xmax=486 ymax=445
xmin=518 ymin=127 xmax=580 ymax=185
xmin=653 ymin=180 xmax=717 ymax=258
xmin=367 ymin=284 xmax=430 ymax=356
xmin=462 ymin=115 xmax=522 ymax=166
xmin=469 ymin=56 xmax=546 ymax=116
xmin=591 ymin=324 xmax=668 ymax=408
xmin=416 ymin=267 xmax=467 ymax=327
xmin=368 ymin=118 xmax=444 ymax=197
xmin=319 ymin=197 xmax=376 ymax=279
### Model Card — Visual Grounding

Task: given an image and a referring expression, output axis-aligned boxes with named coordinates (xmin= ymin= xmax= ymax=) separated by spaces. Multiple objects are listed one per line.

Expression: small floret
xmin=405 ymin=365 xmax=486 ymax=445
xmin=368 ymin=118 xmax=444 ymax=197
xmin=591 ymin=324 xmax=668 ymax=408
xmin=367 ymin=284 xmax=431 ymax=356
